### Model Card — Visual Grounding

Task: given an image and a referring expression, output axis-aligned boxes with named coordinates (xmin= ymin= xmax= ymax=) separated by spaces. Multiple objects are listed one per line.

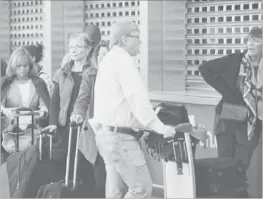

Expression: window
xmin=235 ymin=27 xmax=241 ymax=33
xmin=226 ymin=16 xmax=232 ymax=22
xmin=218 ymin=39 xmax=224 ymax=44
xmin=131 ymin=1 xmax=135 ymax=6
xmin=226 ymin=5 xmax=232 ymax=10
xmin=252 ymin=15 xmax=259 ymax=20
xmin=218 ymin=28 xmax=224 ymax=33
xmin=194 ymin=18 xmax=199 ymax=23
xmin=243 ymin=4 xmax=249 ymax=9
xmin=243 ymin=15 xmax=249 ymax=21
xmin=234 ymin=5 xmax=240 ymax=10
xmin=125 ymin=11 xmax=129 ymax=16
xmin=211 ymin=49 xmax=215 ymax=54
xmin=194 ymin=49 xmax=200 ymax=54
xmin=218 ymin=6 xmax=223 ymax=11
xmin=107 ymin=21 xmax=111 ymax=26
xmin=202 ymin=49 xmax=207 ymax=54
xmin=202 ymin=39 xmax=207 ymax=44
xmin=195 ymin=7 xmax=199 ymax=12
xmin=218 ymin=17 xmax=224 ymax=22
xmin=131 ymin=11 xmax=136 ymax=16
xmin=107 ymin=3 xmax=111 ymax=8
xmin=235 ymin=38 xmax=241 ymax=44
xmin=218 ymin=49 xmax=224 ymax=54
xmin=252 ymin=3 xmax=259 ymax=9
xmin=227 ymin=39 xmax=232 ymax=44
xmin=202 ymin=28 xmax=207 ymax=33
xmin=226 ymin=49 xmax=232 ymax=54
xmin=202 ymin=18 xmax=207 ymax=23
xmin=210 ymin=6 xmax=215 ymax=11
xmin=125 ymin=2 xmax=129 ymax=6
xmin=226 ymin=27 xmax=232 ymax=33
xmin=194 ymin=39 xmax=200 ymax=44
xmin=234 ymin=16 xmax=241 ymax=21
xmin=119 ymin=2 xmax=123 ymax=7
xmin=202 ymin=7 xmax=207 ymax=12
xmin=194 ymin=29 xmax=199 ymax=34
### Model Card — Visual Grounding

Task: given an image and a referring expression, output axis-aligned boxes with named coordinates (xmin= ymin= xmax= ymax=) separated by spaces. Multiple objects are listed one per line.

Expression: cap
xmin=84 ymin=25 xmax=101 ymax=46
xmin=109 ymin=20 xmax=139 ymax=47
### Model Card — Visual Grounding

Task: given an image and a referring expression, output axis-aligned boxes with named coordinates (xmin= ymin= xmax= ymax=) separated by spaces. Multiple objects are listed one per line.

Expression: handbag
xmin=220 ymin=102 xmax=248 ymax=121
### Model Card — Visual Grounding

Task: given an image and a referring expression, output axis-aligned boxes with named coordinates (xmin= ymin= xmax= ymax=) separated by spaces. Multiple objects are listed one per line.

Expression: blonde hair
xmin=68 ymin=32 xmax=92 ymax=47
xmin=6 ymin=47 xmax=37 ymax=77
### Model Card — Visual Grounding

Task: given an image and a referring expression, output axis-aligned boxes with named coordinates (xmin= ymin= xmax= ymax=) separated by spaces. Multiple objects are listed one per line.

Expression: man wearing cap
xmin=84 ymin=20 xmax=176 ymax=198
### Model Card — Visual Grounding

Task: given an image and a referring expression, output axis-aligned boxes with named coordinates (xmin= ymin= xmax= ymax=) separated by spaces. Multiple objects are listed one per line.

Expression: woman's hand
xmin=41 ymin=125 xmax=57 ymax=133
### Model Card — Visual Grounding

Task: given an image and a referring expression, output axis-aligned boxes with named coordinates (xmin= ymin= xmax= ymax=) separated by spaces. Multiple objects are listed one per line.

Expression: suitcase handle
xmin=39 ymin=129 xmax=54 ymax=161
xmin=65 ymin=122 xmax=82 ymax=189
xmin=15 ymin=111 xmax=35 ymax=152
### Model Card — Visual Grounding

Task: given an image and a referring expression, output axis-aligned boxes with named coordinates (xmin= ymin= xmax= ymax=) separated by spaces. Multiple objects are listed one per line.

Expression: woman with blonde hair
xmin=1 ymin=47 xmax=49 ymax=159
xmin=42 ymin=32 xmax=97 ymax=196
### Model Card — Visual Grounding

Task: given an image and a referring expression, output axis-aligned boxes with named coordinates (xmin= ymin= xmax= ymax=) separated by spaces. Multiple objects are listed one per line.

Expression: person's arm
xmin=72 ymin=70 xmax=93 ymax=120
xmin=117 ymin=58 xmax=167 ymax=135
xmin=199 ymin=54 xmax=240 ymax=98
xmin=48 ymin=69 xmax=61 ymax=126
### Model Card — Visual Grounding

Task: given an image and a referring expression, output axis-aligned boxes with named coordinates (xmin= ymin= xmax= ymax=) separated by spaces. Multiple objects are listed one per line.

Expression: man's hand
xmin=190 ymin=124 xmax=208 ymax=142
xmin=41 ymin=125 xmax=57 ymax=133
xmin=1 ymin=107 xmax=18 ymax=117
xmin=163 ymin=125 xmax=176 ymax=138
xmin=70 ymin=114 xmax=84 ymax=124
xmin=34 ymin=109 xmax=46 ymax=119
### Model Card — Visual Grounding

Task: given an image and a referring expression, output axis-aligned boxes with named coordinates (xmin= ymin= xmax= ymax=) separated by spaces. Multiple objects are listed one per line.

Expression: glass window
xmin=235 ymin=5 xmax=241 ymax=10
xmin=195 ymin=7 xmax=199 ymax=12
xmin=113 ymin=3 xmax=116 ymax=7
xmin=187 ymin=50 xmax=192 ymax=55
xmin=235 ymin=38 xmax=241 ymax=44
xmin=194 ymin=29 xmax=199 ymax=34
xmin=235 ymin=16 xmax=241 ymax=21
xmin=226 ymin=49 xmax=232 ymax=54
xmin=210 ymin=28 xmax=216 ymax=34
xmin=131 ymin=1 xmax=135 ymax=6
xmin=107 ymin=3 xmax=111 ymax=8
xmin=202 ymin=7 xmax=207 ymax=12
xmin=243 ymin=15 xmax=249 ymax=21
xmin=252 ymin=3 xmax=259 ymax=9
xmin=194 ymin=60 xmax=199 ymax=65
xmin=211 ymin=49 xmax=215 ymax=54
xmin=227 ymin=39 xmax=232 ymax=44
xmin=210 ymin=6 xmax=215 ymax=11
xmin=187 ymin=18 xmax=192 ymax=23
xmin=243 ymin=27 xmax=250 ymax=33
xmin=194 ymin=49 xmax=200 ymax=54
xmin=226 ymin=27 xmax=232 ymax=33
xmin=235 ymin=27 xmax=241 ymax=33
xmin=119 ymin=2 xmax=123 ymax=7
xmin=243 ymin=4 xmax=249 ymax=9
xmin=195 ymin=39 xmax=200 ymax=44
xmin=119 ymin=12 xmax=123 ymax=16
xmin=218 ymin=39 xmax=224 ymax=44
xmin=187 ymin=29 xmax=192 ymax=34
xmin=131 ymin=11 xmax=136 ymax=16
xmin=218 ymin=17 xmax=224 ymax=22
xmin=210 ymin=17 xmax=216 ymax=22
xmin=226 ymin=16 xmax=232 ymax=22
xmin=125 ymin=11 xmax=129 ymax=16
xmin=202 ymin=49 xmax=207 ymax=54
xmin=252 ymin=15 xmax=259 ymax=20
xmin=188 ymin=8 xmax=192 ymax=13
xmin=187 ymin=39 xmax=192 ymax=44
xmin=187 ymin=60 xmax=192 ymax=65
xmin=194 ymin=18 xmax=199 ymax=23
xmin=202 ymin=28 xmax=207 ymax=33
xmin=218 ymin=6 xmax=224 ymax=11
xmin=202 ymin=18 xmax=207 ymax=23
xmin=226 ymin=5 xmax=232 ymax=10
xmin=202 ymin=39 xmax=207 ymax=44
xmin=218 ymin=28 xmax=224 ymax=33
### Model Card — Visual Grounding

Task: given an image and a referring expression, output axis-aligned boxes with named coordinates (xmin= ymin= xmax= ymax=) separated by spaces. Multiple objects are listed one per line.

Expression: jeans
xmin=95 ymin=128 xmax=152 ymax=198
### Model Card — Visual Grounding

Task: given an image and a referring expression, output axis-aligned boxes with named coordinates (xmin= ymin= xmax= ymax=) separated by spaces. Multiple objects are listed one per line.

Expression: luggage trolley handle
xmin=39 ymin=128 xmax=54 ymax=161
xmin=15 ymin=107 xmax=38 ymax=152
xmin=65 ymin=121 xmax=81 ymax=189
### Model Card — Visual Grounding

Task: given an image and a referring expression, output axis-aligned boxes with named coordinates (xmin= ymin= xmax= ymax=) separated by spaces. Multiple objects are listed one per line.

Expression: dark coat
xmin=199 ymin=53 xmax=261 ymax=148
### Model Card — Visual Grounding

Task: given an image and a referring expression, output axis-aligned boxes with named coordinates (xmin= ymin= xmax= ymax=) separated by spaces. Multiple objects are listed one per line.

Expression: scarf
xmin=239 ymin=53 xmax=262 ymax=140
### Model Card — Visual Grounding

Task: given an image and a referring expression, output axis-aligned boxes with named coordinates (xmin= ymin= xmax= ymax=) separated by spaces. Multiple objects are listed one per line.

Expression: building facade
xmin=0 ymin=0 xmax=262 ymax=197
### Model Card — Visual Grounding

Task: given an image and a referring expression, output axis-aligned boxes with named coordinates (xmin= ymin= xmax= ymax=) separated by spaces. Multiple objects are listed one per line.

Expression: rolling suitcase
xmin=195 ymin=157 xmax=247 ymax=197
xmin=36 ymin=121 xmax=83 ymax=198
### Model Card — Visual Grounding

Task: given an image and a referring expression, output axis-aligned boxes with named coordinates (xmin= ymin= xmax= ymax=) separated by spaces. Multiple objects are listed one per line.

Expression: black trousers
xmin=216 ymin=119 xmax=262 ymax=170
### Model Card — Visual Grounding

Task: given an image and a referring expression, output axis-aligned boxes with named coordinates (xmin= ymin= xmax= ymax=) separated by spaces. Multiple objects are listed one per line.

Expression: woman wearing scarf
xmin=199 ymin=27 xmax=262 ymax=196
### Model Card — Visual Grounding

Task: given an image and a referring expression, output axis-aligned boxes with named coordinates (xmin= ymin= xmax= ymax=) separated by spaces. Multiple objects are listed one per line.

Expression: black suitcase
xmin=36 ymin=121 xmax=92 ymax=198
xmin=195 ymin=157 xmax=247 ymax=197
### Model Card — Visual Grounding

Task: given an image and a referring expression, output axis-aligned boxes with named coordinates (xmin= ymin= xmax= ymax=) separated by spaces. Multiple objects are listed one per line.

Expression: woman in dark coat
xmin=199 ymin=27 xmax=262 ymax=171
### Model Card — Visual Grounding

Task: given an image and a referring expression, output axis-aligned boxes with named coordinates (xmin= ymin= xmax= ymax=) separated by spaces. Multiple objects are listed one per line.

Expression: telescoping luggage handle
xmin=39 ymin=128 xmax=53 ymax=161
xmin=65 ymin=121 xmax=81 ymax=189
xmin=14 ymin=107 xmax=39 ymax=152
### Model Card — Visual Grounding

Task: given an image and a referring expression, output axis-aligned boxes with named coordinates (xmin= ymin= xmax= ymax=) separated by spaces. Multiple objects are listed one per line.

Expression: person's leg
xmin=93 ymin=153 xmax=106 ymax=197
xmin=116 ymin=135 xmax=152 ymax=198
xmin=216 ymin=131 xmax=236 ymax=158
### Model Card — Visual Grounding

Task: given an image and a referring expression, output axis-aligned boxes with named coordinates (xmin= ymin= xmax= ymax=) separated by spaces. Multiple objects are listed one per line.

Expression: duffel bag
xmin=195 ymin=157 xmax=247 ymax=197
